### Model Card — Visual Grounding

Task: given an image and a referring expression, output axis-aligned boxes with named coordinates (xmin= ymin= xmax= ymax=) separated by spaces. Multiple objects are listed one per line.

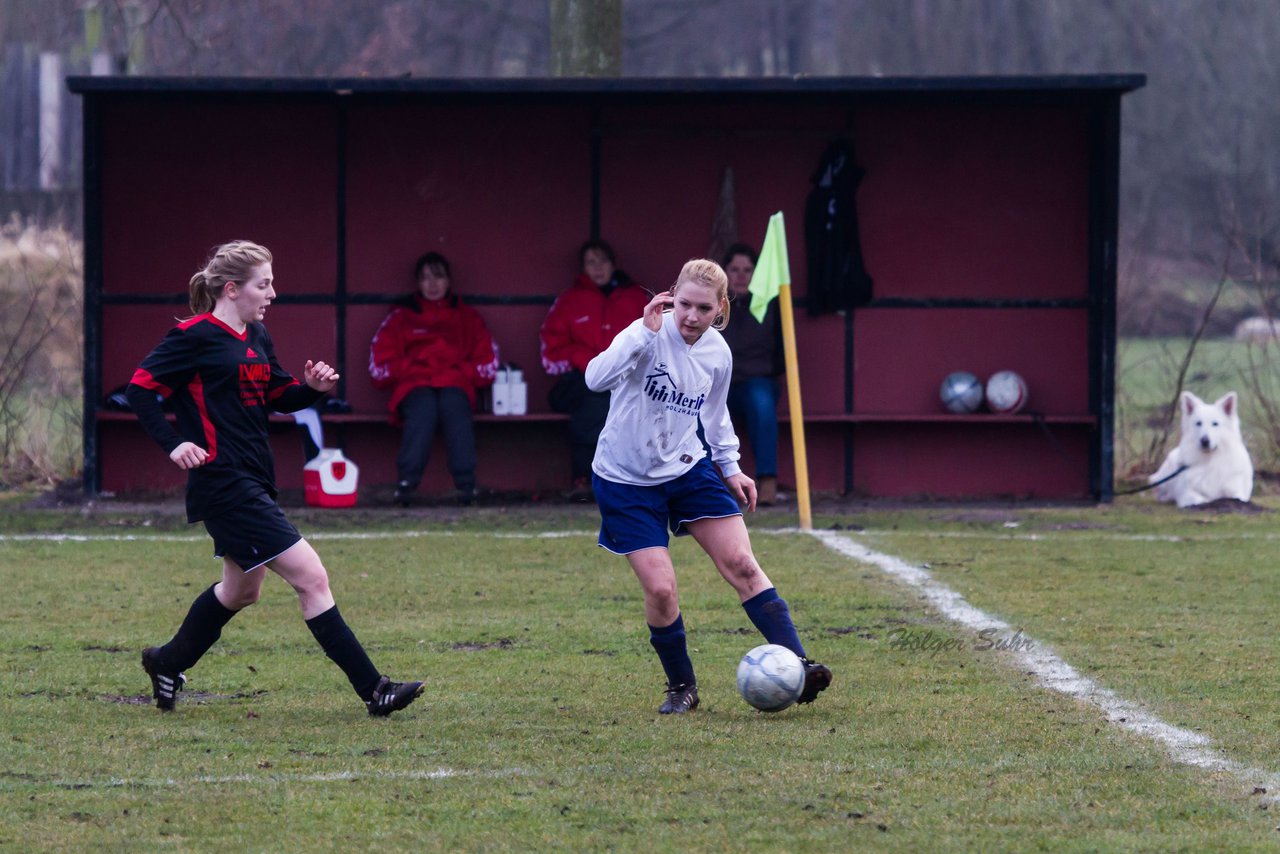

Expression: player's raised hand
xmin=169 ymin=441 xmax=209 ymax=470
xmin=643 ymin=289 xmax=674 ymax=332
xmin=304 ymin=359 xmax=340 ymax=392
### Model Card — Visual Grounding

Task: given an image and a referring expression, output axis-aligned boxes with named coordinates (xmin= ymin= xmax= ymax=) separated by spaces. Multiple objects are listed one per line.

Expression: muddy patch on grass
xmin=930 ymin=510 xmax=1023 ymax=525
xmin=101 ymin=690 xmax=269 ymax=705
xmin=1037 ymin=520 xmax=1116 ymax=531
xmin=1190 ymin=498 xmax=1272 ymax=514
xmin=450 ymin=638 xmax=515 ymax=651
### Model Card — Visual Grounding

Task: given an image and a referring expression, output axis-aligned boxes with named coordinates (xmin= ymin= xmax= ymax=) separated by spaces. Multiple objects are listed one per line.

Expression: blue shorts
xmin=202 ymin=491 xmax=303 ymax=572
xmin=593 ymin=457 xmax=742 ymax=555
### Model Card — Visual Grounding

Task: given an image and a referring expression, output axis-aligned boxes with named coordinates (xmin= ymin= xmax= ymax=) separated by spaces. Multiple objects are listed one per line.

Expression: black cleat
xmin=658 ymin=682 xmax=699 ymax=715
xmin=141 ymin=647 xmax=186 ymax=711
xmin=366 ymin=676 xmax=424 ymax=717
xmin=393 ymin=482 xmax=414 ymax=507
xmin=796 ymin=658 xmax=832 ymax=704
xmin=565 ymin=477 xmax=594 ymax=503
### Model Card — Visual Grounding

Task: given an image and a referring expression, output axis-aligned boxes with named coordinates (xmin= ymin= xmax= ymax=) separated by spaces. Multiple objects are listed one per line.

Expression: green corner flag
xmin=747 ymin=211 xmax=812 ymax=529
xmin=749 ymin=211 xmax=790 ymax=323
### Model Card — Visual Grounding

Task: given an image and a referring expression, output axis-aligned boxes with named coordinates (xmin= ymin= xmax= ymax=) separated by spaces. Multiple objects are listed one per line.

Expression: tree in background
xmin=551 ymin=0 xmax=620 ymax=76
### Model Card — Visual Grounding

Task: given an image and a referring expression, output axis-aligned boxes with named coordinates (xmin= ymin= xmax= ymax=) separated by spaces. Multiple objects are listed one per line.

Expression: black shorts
xmin=202 ymin=491 xmax=302 ymax=572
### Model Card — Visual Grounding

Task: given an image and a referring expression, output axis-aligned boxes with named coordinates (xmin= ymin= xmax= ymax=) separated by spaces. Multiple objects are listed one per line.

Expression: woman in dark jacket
xmin=719 ymin=243 xmax=784 ymax=505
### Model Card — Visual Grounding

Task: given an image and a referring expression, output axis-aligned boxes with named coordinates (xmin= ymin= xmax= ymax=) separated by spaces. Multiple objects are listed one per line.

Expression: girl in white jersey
xmin=585 ymin=258 xmax=831 ymax=714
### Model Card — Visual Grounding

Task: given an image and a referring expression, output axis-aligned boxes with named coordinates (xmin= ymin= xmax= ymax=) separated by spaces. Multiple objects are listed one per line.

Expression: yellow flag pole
xmin=775 ymin=282 xmax=812 ymax=530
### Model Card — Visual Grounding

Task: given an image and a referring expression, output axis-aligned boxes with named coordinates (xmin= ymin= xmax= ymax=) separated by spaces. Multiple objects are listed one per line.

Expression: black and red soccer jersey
xmin=127 ymin=313 xmax=325 ymax=521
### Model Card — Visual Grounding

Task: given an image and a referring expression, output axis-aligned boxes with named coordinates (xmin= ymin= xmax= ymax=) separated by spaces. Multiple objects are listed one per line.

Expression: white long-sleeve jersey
xmin=585 ymin=312 xmax=741 ymax=486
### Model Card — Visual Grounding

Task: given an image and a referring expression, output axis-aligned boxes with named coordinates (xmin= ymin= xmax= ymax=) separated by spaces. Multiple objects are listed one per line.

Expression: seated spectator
xmin=540 ymin=239 xmax=648 ymax=500
xmin=720 ymin=243 xmax=784 ymax=505
xmin=369 ymin=252 xmax=499 ymax=505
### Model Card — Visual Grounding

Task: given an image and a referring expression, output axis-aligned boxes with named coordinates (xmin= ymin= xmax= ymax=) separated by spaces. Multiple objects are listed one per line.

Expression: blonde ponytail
xmin=188 ymin=271 xmax=215 ymax=315
xmin=186 ymin=240 xmax=273 ymax=316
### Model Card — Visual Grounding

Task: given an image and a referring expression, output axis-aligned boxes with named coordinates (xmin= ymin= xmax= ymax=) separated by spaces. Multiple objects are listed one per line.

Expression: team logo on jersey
xmin=239 ymin=362 xmax=270 ymax=406
xmin=246 ymin=347 xmax=259 ymax=359
xmin=644 ymin=363 xmax=705 ymax=417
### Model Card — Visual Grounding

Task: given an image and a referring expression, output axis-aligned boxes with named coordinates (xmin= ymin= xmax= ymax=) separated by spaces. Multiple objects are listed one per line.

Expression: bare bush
xmin=0 ymin=219 xmax=82 ymax=486
xmin=1117 ymin=173 xmax=1280 ymax=483
xmin=1222 ymin=193 xmax=1280 ymax=473
xmin=1114 ymin=265 xmax=1229 ymax=482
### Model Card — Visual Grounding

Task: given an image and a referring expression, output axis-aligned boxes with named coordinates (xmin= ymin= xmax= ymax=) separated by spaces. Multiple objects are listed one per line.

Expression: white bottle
xmin=492 ymin=368 xmax=510 ymax=415
xmin=508 ymin=369 xmax=527 ymax=415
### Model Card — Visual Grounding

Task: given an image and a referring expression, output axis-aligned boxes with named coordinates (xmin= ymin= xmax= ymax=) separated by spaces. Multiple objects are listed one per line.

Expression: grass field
xmin=4 ymin=498 xmax=1280 ymax=851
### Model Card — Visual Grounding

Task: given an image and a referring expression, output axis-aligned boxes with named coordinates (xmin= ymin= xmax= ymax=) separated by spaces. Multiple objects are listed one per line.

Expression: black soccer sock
xmin=648 ymin=613 xmax=696 ymax=688
xmin=158 ymin=584 xmax=239 ymax=672
xmin=305 ymin=605 xmax=382 ymax=701
xmin=742 ymin=587 xmax=807 ymax=659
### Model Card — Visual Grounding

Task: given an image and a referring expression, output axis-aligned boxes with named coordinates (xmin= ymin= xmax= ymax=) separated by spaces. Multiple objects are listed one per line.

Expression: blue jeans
xmin=727 ymin=377 xmax=779 ymax=477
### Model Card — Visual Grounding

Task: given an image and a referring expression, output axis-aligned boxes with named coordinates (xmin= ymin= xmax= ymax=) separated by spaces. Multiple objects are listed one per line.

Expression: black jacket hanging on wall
xmin=805 ymin=139 xmax=873 ymax=314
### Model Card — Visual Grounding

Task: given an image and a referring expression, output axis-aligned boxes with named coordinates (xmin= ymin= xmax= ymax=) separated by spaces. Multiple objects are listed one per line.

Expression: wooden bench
xmin=93 ymin=408 xmax=1096 ymax=498
xmin=96 ymin=410 xmax=1095 ymax=426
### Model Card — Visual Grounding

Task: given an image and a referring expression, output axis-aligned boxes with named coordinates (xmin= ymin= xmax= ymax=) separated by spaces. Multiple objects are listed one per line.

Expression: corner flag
xmin=747 ymin=211 xmax=812 ymax=530
xmin=750 ymin=212 xmax=790 ymax=323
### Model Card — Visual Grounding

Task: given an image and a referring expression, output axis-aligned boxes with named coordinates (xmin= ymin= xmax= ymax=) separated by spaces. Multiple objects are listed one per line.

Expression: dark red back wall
xmin=101 ymin=99 xmax=337 ymax=298
xmin=95 ymin=93 xmax=1098 ymax=498
xmin=856 ymin=102 xmax=1089 ymax=300
xmin=100 ymin=99 xmax=340 ymax=391
xmin=343 ymin=102 xmax=592 ymax=413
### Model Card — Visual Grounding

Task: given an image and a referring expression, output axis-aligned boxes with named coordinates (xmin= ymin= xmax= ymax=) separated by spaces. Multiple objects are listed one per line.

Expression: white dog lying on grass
xmin=1149 ymin=391 xmax=1254 ymax=507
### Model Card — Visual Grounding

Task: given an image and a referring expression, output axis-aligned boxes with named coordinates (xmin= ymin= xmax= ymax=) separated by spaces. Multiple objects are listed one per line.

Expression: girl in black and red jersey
xmin=128 ymin=240 xmax=423 ymax=716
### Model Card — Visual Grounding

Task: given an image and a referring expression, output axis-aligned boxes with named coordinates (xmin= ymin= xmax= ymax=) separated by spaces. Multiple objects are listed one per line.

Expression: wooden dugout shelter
xmin=68 ymin=74 xmax=1145 ymax=501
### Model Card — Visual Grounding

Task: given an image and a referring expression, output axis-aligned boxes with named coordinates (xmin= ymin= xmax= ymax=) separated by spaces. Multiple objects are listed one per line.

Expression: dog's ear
xmin=1216 ymin=391 xmax=1238 ymax=417
xmin=1181 ymin=391 xmax=1201 ymax=416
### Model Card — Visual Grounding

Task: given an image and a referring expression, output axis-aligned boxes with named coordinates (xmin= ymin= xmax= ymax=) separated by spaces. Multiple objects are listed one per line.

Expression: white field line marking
xmin=854 ymin=529 xmax=1242 ymax=543
xmin=809 ymin=529 xmax=1280 ymax=801
xmin=0 ymin=530 xmax=596 ymax=544
xmin=8 ymin=528 xmax=1280 ymax=546
xmin=0 ymin=767 xmax=510 ymax=793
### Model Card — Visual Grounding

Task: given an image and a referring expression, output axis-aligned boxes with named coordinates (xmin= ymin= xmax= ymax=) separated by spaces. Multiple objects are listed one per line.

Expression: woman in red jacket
xmin=540 ymin=239 xmax=648 ymax=500
xmin=369 ymin=252 xmax=499 ymax=505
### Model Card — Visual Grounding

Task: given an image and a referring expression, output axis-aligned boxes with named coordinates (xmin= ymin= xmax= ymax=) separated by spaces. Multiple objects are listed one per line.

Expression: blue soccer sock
xmin=742 ymin=588 xmax=806 ymax=658
xmin=649 ymin=613 xmax=696 ymax=688
xmin=159 ymin=584 xmax=238 ymax=671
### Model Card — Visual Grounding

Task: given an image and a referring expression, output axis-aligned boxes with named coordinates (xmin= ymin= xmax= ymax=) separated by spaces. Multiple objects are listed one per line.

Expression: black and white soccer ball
xmin=736 ymin=644 xmax=805 ymax=712
xmin=939 ymin=371 xmax=984 ymax=414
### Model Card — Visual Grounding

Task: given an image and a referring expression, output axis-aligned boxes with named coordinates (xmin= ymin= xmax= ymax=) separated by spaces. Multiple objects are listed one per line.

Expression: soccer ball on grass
xmin=736 ymin=644 xmax=805 ymax=712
